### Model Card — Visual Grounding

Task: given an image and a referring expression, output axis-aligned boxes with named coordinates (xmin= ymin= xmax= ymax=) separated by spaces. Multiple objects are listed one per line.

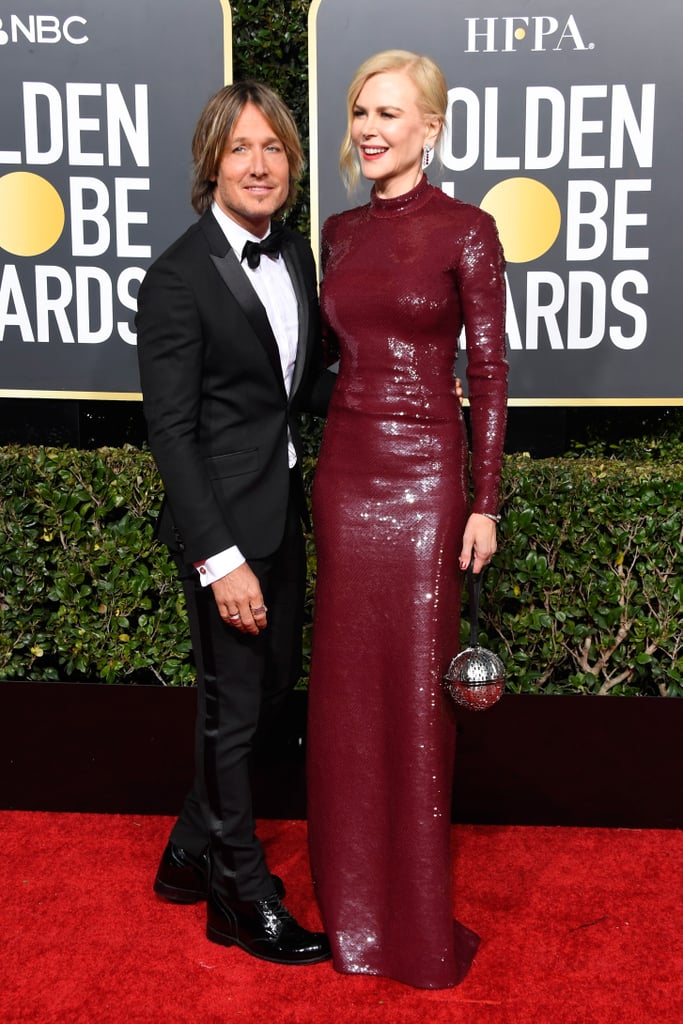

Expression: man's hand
xmin=454 ymin=376 xmax=464 ymax=404
xmin=211 ymin=563 xmax=268 ymax=635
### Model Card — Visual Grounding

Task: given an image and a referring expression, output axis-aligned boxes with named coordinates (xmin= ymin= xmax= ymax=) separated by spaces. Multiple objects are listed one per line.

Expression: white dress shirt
xmin=195 ymin=203 xmax=300 ymax=586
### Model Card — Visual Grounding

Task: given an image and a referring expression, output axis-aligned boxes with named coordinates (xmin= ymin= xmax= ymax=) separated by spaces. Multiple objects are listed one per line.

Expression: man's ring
xmin=228 ymin=611 xmax=241 ymax=621
xmin=251 ymin=605 xmax=266 ymax=616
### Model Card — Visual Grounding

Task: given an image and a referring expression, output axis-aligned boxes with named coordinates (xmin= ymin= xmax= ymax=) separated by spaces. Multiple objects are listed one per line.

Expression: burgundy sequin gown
xmin=307 ymin=176 xmax=507 ymax=989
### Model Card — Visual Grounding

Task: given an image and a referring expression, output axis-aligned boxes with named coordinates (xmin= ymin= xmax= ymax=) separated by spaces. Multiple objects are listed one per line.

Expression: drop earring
xmin=421 ymin=143 xmax=434 ymax=170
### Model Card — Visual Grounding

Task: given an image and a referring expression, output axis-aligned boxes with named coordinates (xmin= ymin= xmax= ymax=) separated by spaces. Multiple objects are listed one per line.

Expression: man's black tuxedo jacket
xmin=136 ymin=209 xmax=333 ymax=565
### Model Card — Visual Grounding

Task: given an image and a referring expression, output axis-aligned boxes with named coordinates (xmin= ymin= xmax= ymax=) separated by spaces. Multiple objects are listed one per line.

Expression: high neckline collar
xmin=369 ymin=174 xmax=432 ymax=217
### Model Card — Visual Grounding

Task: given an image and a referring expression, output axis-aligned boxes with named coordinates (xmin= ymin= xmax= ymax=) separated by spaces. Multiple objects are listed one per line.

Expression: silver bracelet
xmin=481 ymin=512 xmax=501 ymax=523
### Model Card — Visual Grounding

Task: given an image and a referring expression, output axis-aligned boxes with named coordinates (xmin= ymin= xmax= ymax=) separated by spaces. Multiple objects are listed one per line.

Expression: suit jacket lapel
xmin=282 ymin=238 xmax=309 ymax=401
xmin=200 ymin=211 xmax=286 ymax=395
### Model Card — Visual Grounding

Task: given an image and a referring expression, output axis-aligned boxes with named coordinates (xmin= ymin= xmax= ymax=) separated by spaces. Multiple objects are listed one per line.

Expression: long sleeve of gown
xmin=457 ymin=209 xmax=508 ymax=516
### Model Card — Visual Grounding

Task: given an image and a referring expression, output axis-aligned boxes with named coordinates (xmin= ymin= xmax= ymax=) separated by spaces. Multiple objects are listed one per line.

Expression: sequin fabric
xmin=306 ymin=175 xmax=507 ymax=989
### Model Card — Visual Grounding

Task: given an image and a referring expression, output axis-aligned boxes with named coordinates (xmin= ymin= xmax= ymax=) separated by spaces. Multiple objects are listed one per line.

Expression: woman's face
xmin=350 ymin=70 xmax=437 ymax=199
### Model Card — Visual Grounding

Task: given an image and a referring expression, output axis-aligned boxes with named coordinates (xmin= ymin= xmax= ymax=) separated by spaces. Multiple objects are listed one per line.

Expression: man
xmin=135 ymin=81 xmax=334 ymax=965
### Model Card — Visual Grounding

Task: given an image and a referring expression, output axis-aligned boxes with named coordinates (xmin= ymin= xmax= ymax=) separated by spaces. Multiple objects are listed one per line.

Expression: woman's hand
xmin=459 ymin=513 xmax=497 ymax=575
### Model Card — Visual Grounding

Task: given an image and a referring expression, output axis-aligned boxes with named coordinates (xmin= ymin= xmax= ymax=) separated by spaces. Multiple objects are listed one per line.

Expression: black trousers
xmin=169 ymin=479 xmax=306 ymax=901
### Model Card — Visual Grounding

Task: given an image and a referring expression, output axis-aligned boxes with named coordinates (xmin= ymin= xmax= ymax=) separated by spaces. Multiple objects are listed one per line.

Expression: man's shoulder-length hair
xmin=191 ymin=80 xmax=304 ymax=216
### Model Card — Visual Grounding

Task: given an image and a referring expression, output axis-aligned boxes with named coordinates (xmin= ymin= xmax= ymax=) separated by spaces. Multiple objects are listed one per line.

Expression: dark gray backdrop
xmin=0 ymin=0 xmax=230 ymax=397
xmin=309 ymin=0 xmax=682 ymax=403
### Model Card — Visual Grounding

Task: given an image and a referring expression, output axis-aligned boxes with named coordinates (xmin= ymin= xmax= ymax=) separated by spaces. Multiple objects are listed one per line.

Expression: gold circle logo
xmin=480 ymin=177 xmax=561 ymax=263
xmin=0 ymin=171 xmax=65 ymax=256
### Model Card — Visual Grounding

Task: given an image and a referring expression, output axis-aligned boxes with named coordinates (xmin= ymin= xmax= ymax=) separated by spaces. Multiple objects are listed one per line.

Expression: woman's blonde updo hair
xmin=339 ymin=50 xmax=447 ymax=193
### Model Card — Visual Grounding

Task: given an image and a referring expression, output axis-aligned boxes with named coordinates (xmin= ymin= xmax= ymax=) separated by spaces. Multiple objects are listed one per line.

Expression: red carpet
xmin=1 ymin=812 xmax=681 ymax=1023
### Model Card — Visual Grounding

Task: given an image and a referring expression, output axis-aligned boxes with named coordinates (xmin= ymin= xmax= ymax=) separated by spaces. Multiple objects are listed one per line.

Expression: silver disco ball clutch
xmin=443 ymin=562 xmax=505 ymax=711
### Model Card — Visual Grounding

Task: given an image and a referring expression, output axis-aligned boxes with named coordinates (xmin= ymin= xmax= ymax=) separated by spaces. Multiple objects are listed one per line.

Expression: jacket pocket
xmin=205 ymin=448 xmax=259 ymax=479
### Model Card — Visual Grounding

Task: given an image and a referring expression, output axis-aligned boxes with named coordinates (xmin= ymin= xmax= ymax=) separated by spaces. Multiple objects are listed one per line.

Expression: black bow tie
xmin=241 ymin=226 xmax=284 ymax=270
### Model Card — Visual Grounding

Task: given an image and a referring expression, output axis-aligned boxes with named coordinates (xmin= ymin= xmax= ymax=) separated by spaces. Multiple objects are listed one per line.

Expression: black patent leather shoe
xmin=206 ymin=892 xmax=331 ymax=965
xmin=154 ymin=843 xmax=208 ymax=903
xmin=154 ymin=843 xmax=284 ymax=903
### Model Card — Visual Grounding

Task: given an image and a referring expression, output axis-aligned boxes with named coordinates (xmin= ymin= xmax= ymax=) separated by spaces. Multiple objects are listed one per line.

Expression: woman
xmin=307 ymin=51 xmax=508 ymax=988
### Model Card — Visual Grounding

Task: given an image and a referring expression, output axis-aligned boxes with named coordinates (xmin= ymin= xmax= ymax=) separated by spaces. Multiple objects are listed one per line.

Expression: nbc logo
xmin=0 ymin=14 xmax=88 ymax=45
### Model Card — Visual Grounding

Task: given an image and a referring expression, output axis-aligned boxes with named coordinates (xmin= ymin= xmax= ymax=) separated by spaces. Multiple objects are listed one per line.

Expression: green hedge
xmin=232 ymin=0 xmax=312 ymax=236
xmin=488 ymin=449 xmax=682 ymax=697
xmin=1 ymin=439 xmax=681 ymax=695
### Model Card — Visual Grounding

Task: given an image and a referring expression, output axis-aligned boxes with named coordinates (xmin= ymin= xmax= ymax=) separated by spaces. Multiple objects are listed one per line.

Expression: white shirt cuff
xmin=195 ymin=546 xmax=245 ymax=586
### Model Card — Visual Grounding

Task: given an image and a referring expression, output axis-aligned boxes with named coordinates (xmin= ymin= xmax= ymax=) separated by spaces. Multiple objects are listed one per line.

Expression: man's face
xmin=212 ymin=102 xmax=291 ymax=237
